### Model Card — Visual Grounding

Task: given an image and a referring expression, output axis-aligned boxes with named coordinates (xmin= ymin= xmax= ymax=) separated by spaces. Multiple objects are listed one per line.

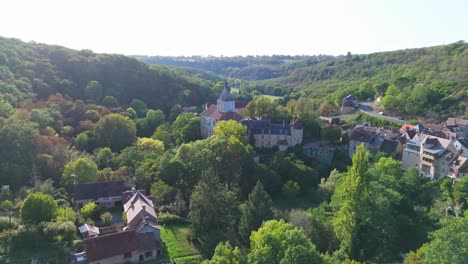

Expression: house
xmin=123 ymin=190 xmax=161 ymax=240
xmin=241 ymin=119 xmax=303 ymax=150
xmin=73 ymin=180 xmax=126 ymax=209
xmin=401 ymin=134 xmax=467 ymax=180
xmin=81 ymin=190 xmax=163 ymax=264
xmin=303 ymin=140 xmax=336 ymax=165
xmin=85 ymin=229 xmax=161 ymax=264
xmin=445 ymin=117 xmax=468 ymax=139
xmin=348 ymin=125 xmax=402 ymax=158
xmin=200 ymin=83 xmax=245 ymax=138
xmin=341 ymin=94 xmax=358 ymax=113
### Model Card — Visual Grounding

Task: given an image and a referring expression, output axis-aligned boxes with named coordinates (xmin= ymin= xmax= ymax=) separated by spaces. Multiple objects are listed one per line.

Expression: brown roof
xmin=85 ymin=229 xmax=138 ymax=261
xmin=350 ymin=129 xmax=375 ymax=142
xmin=446 ymin=117 xmax=468 ymax=127
xmin=73 ymin=180 xmax=126 ymax=201
xmin=201 ymin=104 xmax=218 ymax=117
xmin=424 ymin=123 xmax=445 ymax=132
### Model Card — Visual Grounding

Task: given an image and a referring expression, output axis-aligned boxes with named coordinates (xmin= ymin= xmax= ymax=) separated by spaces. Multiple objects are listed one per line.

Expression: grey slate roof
xmin=241 ymin=120 xmax=291 ymax=135
xmin=73 ymin=180 xmax=126 ymax=201
xmin=217 ymin=83 xmax=233 ymax=102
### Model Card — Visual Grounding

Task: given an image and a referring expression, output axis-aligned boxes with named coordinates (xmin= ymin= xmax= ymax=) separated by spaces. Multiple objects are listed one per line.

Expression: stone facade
xmin=402 ymin=134 xmax=468 ymax=180
xmin=242 ymin=119 xmax=303 ymax=150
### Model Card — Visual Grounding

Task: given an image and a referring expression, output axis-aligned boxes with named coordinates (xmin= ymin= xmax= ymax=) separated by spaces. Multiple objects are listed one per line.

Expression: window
xmin=145 ymin=251 xmax=153 ymax=257
xmin=124 ymin=252 xmax=132 ymax=259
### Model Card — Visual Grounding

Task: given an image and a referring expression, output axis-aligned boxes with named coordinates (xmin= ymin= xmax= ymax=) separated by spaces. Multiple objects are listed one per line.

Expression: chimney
xmin=142 ymin=205 xmax=146 ymax=212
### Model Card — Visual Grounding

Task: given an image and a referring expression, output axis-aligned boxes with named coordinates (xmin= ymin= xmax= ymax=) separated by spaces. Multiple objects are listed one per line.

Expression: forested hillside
xmin=0 ymin=37 xmax=214 ymax=111
xmin=139 ymin=42 xmax=468 ymax=121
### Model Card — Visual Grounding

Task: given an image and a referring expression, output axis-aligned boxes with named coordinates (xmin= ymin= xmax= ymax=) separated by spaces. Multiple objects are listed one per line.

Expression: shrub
xmin=158 ymin=212 xmax=188 ymax=225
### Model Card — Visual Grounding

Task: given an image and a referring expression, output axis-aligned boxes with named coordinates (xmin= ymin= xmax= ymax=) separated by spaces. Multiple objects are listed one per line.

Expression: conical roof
xmin=218 ymin=82 xmax=233 ymax=102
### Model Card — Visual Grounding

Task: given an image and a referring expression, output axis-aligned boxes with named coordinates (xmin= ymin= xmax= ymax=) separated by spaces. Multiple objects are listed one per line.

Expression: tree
xmin=100 ymin=212 xmax=113 ymax=225
xmin=20 ymin=192 xmax=58 ymax=224
xmin=214 ymin=120 xmax=247 ymax=142
xmin=0 ymin=200 xmax=13 ymax=225
xmin=238 ymin=181 xmax=273 ymax=243
xmin=136 ymin=137 xmax=164 ymax=153
xmin=62 ymin=157 xmax=98 ymax=188
xmin=95 ymin=113 xmax=137 ymax=152
xmin=189 ymin=169 xmax=238 ymax=256
xmin=75 ymin=132 xmax=90 ymax=151
xmin=96 ymin=147 xmax=114 ymax=169
xmin=102 ymin=96 xmax=119 ymax=108
xmin=150 ymin=180 xmax=177 ymax=205
xmin=331 ymin=143 xmax=370 ymax=259
xmin=152 ymin=123 xmax=173 ymax=149
xmin=203 ymin=242 xmax=246 ymax=264
xmin=420 ymin=217 xmax=468 ymax=264
xmin=136 ymin=109 xmax=165 ymax=137
xmin=282 ymin=180 xmax=300 ymax=200
xmin=322 ymin=125 xmax=342 ymax=142
xmin=129 ymin=98 xmax=148 ymax=117
xmin=80 ymin=202 xmax=100 ymax=220
xmin=0 ymin=100 xmax=14 ymax=118
xmin=0 ymin=116 xmax=39 ymax=189
xmin=56 ymin=207 xmax=76 ymax=222
xmin=172 ymin=114 xmax=201 ymax=145
xmin=85 ymin=80 xmax=103 ymax=103
xmin=248 ymin=219 xmax=323 ymax=264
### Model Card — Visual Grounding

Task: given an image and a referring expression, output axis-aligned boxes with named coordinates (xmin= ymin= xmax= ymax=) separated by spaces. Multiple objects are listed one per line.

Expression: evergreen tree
xmin=189 ymin=169 xmax=238 ymax=256
xmin=331 ymin=143 xmax=370 ymax=260
xmin=238 ymin=181 xmax=273 ymax=243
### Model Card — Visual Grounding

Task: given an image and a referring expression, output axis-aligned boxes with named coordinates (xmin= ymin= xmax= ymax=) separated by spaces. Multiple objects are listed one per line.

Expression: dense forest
xmin=0 ymin=36 xmax=467 ymax=263
xmin=138 ymin=42 xmax=468 ymax=121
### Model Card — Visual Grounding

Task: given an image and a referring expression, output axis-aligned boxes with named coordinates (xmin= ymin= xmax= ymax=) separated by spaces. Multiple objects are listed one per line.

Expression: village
xmin=70 ymin=85 xmax=468 ymax=263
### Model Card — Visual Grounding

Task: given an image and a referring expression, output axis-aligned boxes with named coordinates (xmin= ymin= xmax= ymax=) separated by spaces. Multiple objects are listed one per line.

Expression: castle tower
xmin=291 ymin=118 xmax=303 ymax=146
xmin=217 ymin=83 xmax=235 ymax=113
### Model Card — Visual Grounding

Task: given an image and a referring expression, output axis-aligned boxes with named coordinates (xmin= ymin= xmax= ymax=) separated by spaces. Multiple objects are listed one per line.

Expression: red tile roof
xmin=399 ymin=124 xmax=415 ymax=132
xmin=85 ymin=229 xmax=138 ymax=261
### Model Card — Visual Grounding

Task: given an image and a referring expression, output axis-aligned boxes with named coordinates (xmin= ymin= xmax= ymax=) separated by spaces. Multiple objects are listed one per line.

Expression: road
xmin=358 ymin=102 xmax=405 ymax=124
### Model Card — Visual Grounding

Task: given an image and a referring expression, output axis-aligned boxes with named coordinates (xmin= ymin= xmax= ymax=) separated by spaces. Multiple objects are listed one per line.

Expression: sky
xmin=1 ymin=0 xmax=467 ymax=56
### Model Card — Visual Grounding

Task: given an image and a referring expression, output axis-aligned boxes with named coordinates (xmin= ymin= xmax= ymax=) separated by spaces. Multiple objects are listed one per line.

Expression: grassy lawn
xmin=232 ymin=87 xmax=283 ymax=100
xmin=0 ymin=246 xmax=68 ymax=263
xmin=260 ymin=94 xmax=282 ymax=100
xmin=334 ymin=111 xmax=361 ymax=122
xmin=160 ymin=223 xmax=201 ymax=262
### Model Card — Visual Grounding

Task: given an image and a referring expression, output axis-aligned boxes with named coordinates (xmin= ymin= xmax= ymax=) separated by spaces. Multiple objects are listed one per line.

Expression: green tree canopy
xmin=214 ymin=120 xmax=247 ymax=143
xmin=189 ymin=169 xmax=239 ymax=256
xmin=248 ymin=219 xmax=323 ymax=264
xmin=238 ymin=181 xmax=273 ymax=243
xmin=95 ymin=113 xmax=137 ymax=152
xmin=62 ymin=157 xmax=98 ymax=188
xmin=20 ymin=192 xmax=58 ymax=224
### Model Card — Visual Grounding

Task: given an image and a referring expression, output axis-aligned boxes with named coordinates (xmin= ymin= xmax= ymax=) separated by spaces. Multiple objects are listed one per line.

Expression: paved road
xmin=358 ymin=102 xmax=405 ymax=124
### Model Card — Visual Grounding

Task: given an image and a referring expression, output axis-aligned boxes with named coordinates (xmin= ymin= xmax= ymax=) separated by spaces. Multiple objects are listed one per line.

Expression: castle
xmin=201 ymin=83 xmax=303 ymax=150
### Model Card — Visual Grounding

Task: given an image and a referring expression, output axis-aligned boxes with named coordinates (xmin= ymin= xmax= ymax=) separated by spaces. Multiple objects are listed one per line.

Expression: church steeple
xmin=217 ymin=82 xmax=235 ymax=113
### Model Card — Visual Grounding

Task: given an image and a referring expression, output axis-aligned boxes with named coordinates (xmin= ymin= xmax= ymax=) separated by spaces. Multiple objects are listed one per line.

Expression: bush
xmin=0 ymin=218 xmax=16 ymax=232
xmin=40 ymin=221 xmax=76 ymax=243
xmin=80 ymin=202 xmax=101 ymax=220
xmin=158 ymin=212 xmax=188 ymax=225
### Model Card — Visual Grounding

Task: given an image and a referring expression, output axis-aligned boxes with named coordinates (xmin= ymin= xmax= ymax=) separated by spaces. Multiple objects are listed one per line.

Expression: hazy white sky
xmin=1 ymin=0 xmax=467 ymax=56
